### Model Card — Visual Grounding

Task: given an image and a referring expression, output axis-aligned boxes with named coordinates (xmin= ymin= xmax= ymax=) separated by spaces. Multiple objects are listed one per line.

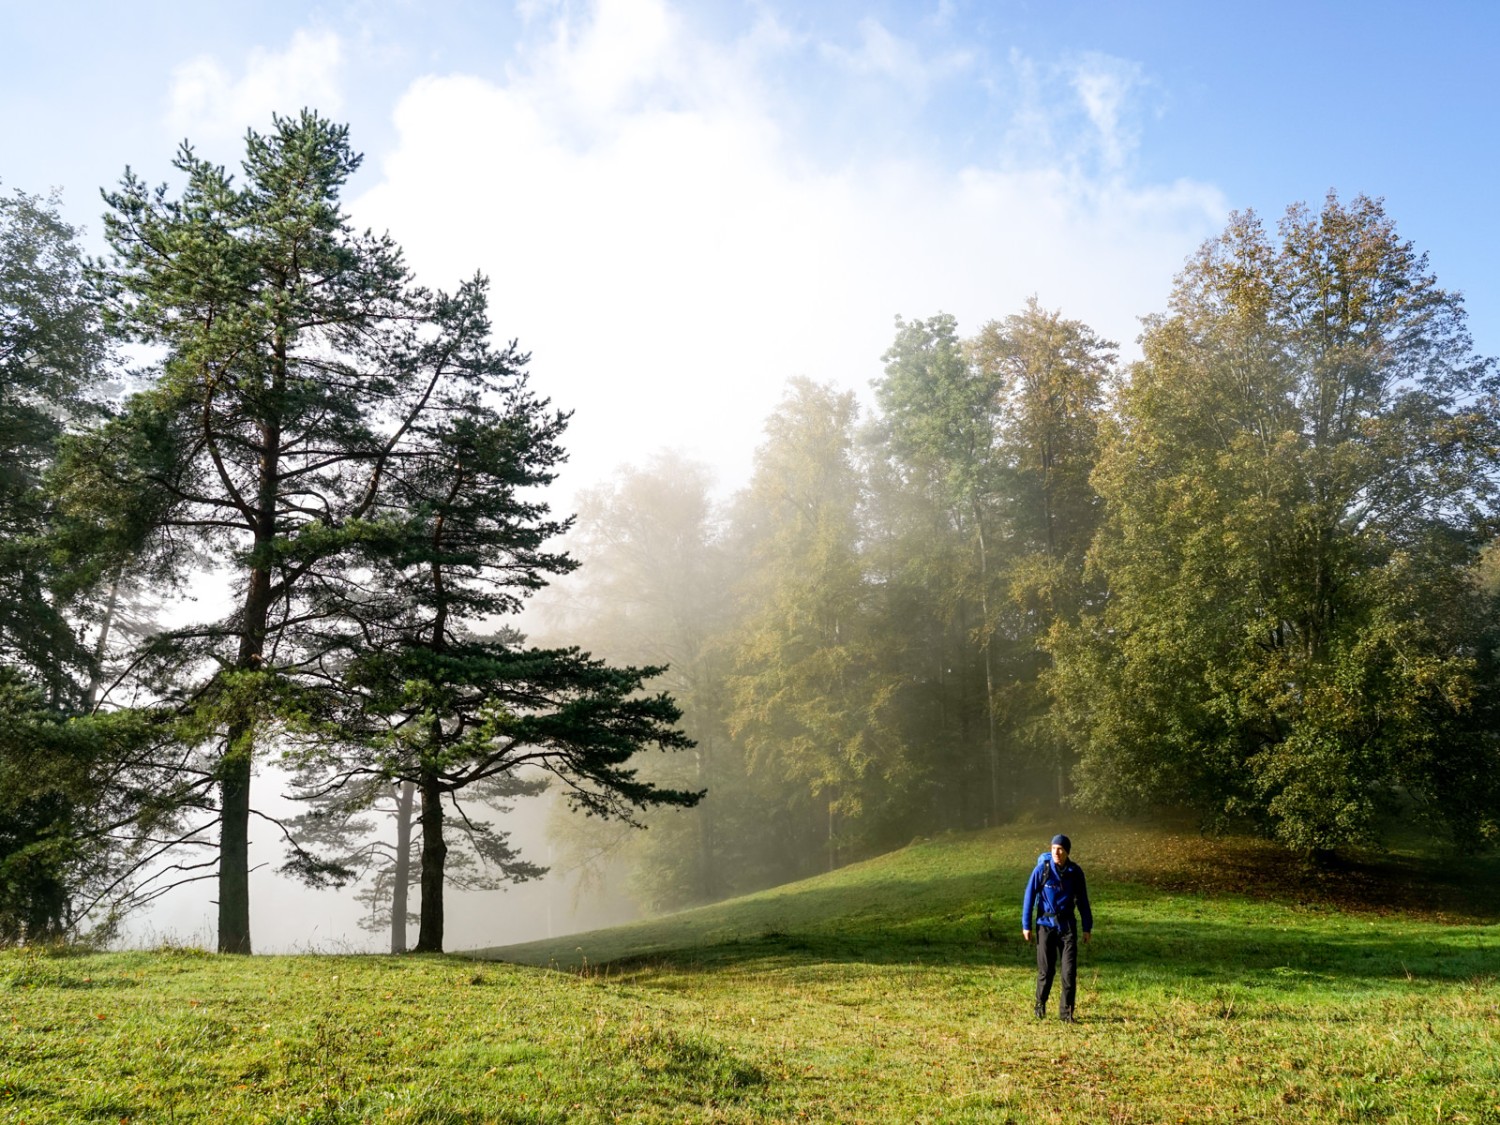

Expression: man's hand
xmin=1022 ymin=929 xmax=1031 ymax=942
xmin=1082 ymin=932 xmax=1091 ymax=944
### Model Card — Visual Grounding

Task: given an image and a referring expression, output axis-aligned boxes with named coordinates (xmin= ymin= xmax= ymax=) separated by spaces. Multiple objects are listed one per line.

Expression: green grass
xmin=4 ymin=818 xmax=1498 ymax=1123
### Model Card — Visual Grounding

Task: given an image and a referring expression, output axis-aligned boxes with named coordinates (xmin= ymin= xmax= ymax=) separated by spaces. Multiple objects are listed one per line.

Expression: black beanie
xmin=1051 ymin=834 xmax=1071 ymax=852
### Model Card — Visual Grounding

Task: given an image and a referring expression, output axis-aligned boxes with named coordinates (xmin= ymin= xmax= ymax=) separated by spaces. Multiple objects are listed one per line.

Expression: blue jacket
xmin=1022 ymin=853 xmax=1092 ymax=932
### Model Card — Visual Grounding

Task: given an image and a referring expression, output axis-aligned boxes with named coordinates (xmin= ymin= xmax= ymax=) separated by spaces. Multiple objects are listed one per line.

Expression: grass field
xmin=3 ymin=818 xmax=1498 ymax=1123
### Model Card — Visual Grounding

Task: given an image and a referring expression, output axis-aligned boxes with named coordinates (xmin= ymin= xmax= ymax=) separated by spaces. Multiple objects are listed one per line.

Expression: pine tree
xmin=0 ymin=186 xmax=168 ymax=942
xmin=77 ymin=113 xmax=478 ymax=951
xmin=283 ymin=286 xmax=699 ymax=952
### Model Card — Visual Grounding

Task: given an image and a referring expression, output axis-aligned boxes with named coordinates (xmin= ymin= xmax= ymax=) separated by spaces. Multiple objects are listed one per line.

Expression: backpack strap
xmin=1039 ymin=861 xmax=1072 ymax=928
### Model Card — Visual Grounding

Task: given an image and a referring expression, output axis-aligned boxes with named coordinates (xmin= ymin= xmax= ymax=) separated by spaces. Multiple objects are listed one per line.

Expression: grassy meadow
xmin=3 ymin=819 xmax=1498 ymax=1123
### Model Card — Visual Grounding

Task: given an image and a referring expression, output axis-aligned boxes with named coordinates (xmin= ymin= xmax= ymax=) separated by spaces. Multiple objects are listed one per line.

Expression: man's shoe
xmin=1034 ymin=1007 xmax=1046 ymax=1020
xmin=1059 ymin=1014 xmax=1075 ymax=1023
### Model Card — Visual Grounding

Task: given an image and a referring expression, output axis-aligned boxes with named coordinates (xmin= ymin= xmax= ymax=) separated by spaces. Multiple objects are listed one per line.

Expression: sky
xmin=5 ymin=0 xmax=1498 ymax=949
xmin=7 ymin=0 xmax=1499 ymax=501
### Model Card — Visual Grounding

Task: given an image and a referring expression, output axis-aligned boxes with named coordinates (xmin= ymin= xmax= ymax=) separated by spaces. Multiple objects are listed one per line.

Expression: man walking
xmin=1022 ymin=834 xmax=1093 ymax=1022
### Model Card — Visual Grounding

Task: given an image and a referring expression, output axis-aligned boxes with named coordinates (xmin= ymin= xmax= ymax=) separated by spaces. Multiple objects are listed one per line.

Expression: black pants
xmin=1034 ymin=921 xmax=1078 ymax=1019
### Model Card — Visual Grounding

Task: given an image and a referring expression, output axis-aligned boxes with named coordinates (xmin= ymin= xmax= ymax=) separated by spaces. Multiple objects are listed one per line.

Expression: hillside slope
xmin=472 ymin=817 xmax=1500 ymax=970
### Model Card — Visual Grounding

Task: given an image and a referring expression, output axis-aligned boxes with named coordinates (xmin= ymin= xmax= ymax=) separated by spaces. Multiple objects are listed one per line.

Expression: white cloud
xmin=554 ymin=0 xmax=676 ymax=114
xmin=819 ymin=18 xmax=973 ymax=97
xmin=351 ymin=2 xmax=1227 ymax=502
xmin=1070 ymin=53 xmax=1147 ymax=173
xmin=166 ymin=28 xmax=344 ymax=143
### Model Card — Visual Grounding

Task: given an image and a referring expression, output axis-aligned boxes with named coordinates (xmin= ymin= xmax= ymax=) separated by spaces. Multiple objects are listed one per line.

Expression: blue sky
xmin=5 ymin=0 xmax=1497 ymax=498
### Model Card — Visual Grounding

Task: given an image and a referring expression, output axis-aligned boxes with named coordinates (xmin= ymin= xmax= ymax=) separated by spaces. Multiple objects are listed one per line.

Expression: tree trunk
xmin=982 ymin=632 xmax=999 ymax=825
xmin=390 ymin=780 xmax=416 ymax=954
xmin=217 ymin=349 xmax=283 ymax=954
xmin=217 ymin=746 xmax=253 ymax=954
xmin=413 ymin=774 xmax=447 ymax=953
xmin=974 ymin=510 xmax=1001 ymax=827
xmin=827 ymin=796 xmax=837 ymax=872
xmin=85 ymin=570 xmax=121 ymax=709
xmin=1041 ymin=435 xmax=1057 ymax=559
xmin=218 ymin=561 xmax=275 ymax=955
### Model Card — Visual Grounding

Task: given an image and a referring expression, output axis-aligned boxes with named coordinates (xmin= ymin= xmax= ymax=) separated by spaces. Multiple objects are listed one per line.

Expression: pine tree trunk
xmin=218 ymin=560 xmax=275 ymax=955
xmin=390 ymin=780 xmax=416 ymax=954
xmin=217 ymin=746 xmax=253 ymax=954
xmin=85 ymin=570 xmax=121 ymax=709
xmin=217 ymin=354 xmax=283 ymax=955
xmin=413 ymin=774 xmax=447 ymax=953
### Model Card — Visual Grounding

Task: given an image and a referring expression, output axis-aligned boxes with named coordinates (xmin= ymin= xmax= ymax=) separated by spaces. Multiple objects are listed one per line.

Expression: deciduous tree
xmin=969 ymin=299 xmax=1113 ymax=801
xmin=869 ymin=315 xmax=1008 ymax=822
xmin=1052 ymin=194 xmax=1500 ymax=850
xmin=727 ymin=379 xmax=910 ymax=871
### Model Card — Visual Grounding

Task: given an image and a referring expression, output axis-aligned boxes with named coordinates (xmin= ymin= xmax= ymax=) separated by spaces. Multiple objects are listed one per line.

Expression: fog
xmin=110 ymin=578 xmax=650 ymax=956
xmin=119 ymin=770 xmax=643 ymax=955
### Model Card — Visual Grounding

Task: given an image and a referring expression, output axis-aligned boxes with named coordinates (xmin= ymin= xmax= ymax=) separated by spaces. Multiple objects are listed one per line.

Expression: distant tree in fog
xmin=537 ymin=453 xmax=763 ymax=912
xmin=284 ymin=773 xmax=540 ymax=954
xmin=862 ymin=305 xmax=1112 ymax=827
xmin=725 ymin=379 xmax=912 ymax=873
xmin=867 ymin=313 xmax=1009 ymax=825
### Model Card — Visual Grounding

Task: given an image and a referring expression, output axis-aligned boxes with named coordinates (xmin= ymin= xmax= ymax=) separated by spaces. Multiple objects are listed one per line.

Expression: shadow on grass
xmin=1106 ymin=843 xmax=1500 ymax=923
xmin=527 ymin=846 xmax=1500 ymax=983
xmin=603 ymin=915 xmax=1497 ymax=990
xmin=477 ymin=822 xmax=1500 ymax=987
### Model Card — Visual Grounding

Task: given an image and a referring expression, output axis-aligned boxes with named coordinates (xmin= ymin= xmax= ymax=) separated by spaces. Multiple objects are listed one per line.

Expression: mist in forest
xmin=119 ymin=780 xmax=642 ymax=954
xmin=117 ymin=214 xmax=1500 ymax=950
xmin=518 ymin=304 xmax=1119 ymax=921
xmin=5 ymin=2 xmax=1497 ymax=948
xmin=111 ymin=298 xmax=1115 ymax=949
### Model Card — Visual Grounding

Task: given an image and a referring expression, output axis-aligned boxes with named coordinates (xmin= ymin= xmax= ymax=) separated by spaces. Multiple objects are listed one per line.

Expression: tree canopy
xmin=1050 ymin=194 xmax=1500 ymax=850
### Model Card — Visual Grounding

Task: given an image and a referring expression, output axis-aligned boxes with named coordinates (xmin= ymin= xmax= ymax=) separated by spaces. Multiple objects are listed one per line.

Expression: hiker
xmin=1021 ymin=833 xmax=1093 ymax=1022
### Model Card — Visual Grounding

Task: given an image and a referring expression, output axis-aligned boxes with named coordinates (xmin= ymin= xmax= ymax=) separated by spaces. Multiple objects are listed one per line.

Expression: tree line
xmin=538 ymin=197 xmax=1500 ymax=915
xmin=3 ymin=111 xmax=1498 ymax=948
xmin=0 ymin=114 xmax=698 ymax=951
